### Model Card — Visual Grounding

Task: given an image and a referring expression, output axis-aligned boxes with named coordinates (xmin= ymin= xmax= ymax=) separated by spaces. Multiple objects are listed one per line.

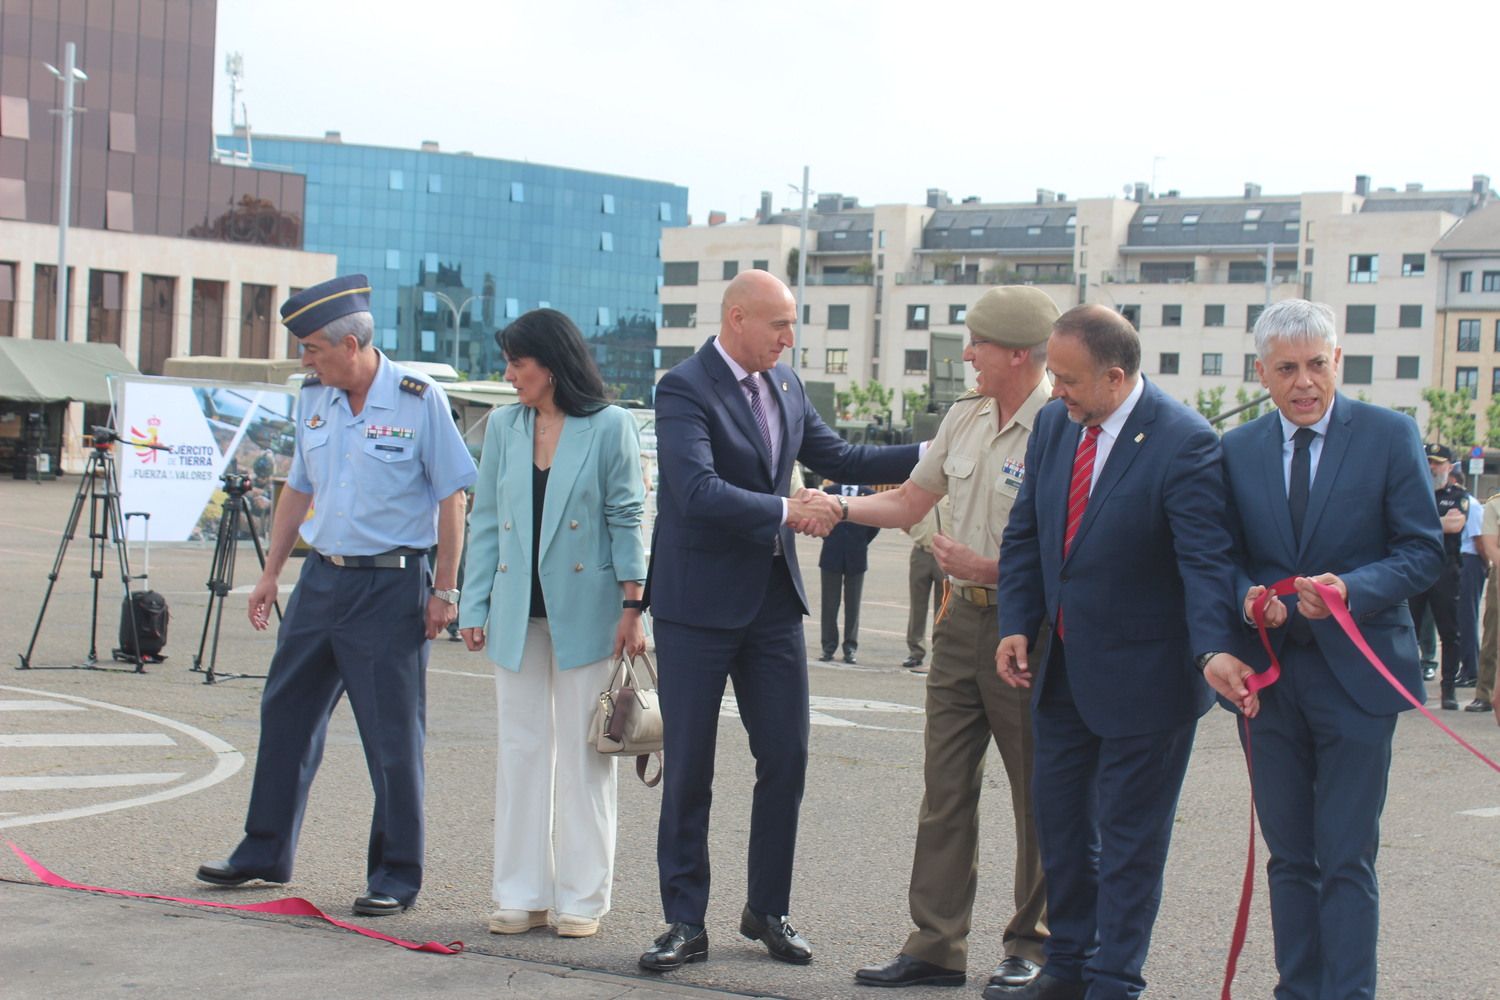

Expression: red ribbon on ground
xmin=1220 ymin=577 xmax=1500 ymax=999
xmin=6 ymin=842 xmax=463 ymax=955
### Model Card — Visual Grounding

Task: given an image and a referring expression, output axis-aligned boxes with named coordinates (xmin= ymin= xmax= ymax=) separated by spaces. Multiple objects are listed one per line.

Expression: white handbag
xmin=588 ymin=652 xmax=664 ymax=786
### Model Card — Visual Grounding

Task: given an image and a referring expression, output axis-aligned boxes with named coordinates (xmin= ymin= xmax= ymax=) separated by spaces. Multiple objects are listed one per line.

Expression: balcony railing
xmin=794 ymin=273 xmax=875 ymax=286
xmin=895 ymin=268 xmax=1075 ymax=286
xmin=1098 ymin=267 xmax=1303 ymax=286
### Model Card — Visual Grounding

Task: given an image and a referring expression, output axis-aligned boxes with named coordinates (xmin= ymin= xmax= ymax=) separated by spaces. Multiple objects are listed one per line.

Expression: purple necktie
xmin=742 ymin=374 xmax=774 ymax=457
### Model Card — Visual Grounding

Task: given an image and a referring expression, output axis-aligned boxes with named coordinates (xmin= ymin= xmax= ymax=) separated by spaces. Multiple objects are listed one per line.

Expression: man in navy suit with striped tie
xmin=640 ymin=270 xmax=919 ymax=972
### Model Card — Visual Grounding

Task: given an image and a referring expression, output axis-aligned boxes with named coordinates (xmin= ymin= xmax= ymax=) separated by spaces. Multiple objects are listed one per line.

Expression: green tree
xmin=1422 ymin=386 xmax=1478 ymax=446
xmin=786 ymin=248 xmax=800 ymax=285
xmin=1192 ymin=386 xmax=1226 ymax=423
xmin=1234 ymin=386 xmax=1267 ymax=426
xmin=1486 ymin=394 xmax=1500 ymax=449
xmin=901 ymin=386 xmax=930 ymax=425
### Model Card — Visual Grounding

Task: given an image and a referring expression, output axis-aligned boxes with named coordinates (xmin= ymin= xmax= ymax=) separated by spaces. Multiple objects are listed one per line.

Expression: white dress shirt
xmin=1277 ymin=398 xmax=1335 ymax=495
xmin=1086 ymin=376 xmax=1146 ymax=494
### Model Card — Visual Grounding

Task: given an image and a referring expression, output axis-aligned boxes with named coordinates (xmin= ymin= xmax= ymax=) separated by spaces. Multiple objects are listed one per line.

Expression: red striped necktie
xmin=1057 ymin=425 xmax=1100 ymax=640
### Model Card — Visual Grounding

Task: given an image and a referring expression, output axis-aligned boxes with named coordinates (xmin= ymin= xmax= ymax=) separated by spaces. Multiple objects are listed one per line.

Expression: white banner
xmin=113 ymin=375 xmax=297 ymax=543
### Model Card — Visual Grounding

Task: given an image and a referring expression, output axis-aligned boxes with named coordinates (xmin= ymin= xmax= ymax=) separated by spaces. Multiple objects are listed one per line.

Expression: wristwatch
xmin=622 ymin=599 xmax=646 ymax=610
xmin=837 ymin=494 xmax=850 ymax=521
xmin=1195 ymin=651 xmax=1222 ymax=670
xmin=431 ymin=587 xmax=461 ymax=604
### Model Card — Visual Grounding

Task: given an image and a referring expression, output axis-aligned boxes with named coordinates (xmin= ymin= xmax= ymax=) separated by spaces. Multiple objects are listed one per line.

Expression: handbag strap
xmin=635 ymin=751 xmax=662 ymax=788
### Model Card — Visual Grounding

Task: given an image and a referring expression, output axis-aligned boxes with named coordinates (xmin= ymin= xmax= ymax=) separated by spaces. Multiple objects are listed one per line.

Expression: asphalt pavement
xmin=2 ymin=475 xmax=1499 ymax=999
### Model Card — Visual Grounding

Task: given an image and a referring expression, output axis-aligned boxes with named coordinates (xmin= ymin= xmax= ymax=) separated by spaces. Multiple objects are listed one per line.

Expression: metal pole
xmin=795 ymin=165 xmax=810 ymax=373
xmin=449 ymin=300 xmax=461 ymax=370
xmin=1264 ymin=242 xmax=1274 ymax=307
xmin=55 ymin=42 xmax=78 ymax=344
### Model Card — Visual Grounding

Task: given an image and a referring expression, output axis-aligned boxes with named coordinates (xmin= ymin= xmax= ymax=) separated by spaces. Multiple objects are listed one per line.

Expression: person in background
xmin=1452 ymin=467 xmax=1485 ymax=688
xmin=903 ymin=503 xmax=947 ymax=674
xmin=818 ymin=481 xmax=879 ymax=665
xmin=1467 ymin=489 xmax=1500 ymax=713
xmin=458 ymin=308 xmax=648 ymax=939
xmin=1407 ymin=444 xmax=1469 ymax=710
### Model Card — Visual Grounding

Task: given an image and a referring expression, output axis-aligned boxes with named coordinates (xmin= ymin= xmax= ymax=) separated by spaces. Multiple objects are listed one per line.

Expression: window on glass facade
xmin=386 ymin=249 xmax=400 ymax=269
xmin=381 ymin=329 xmax=398 ymax=351
xmin=1201 ymin=353 xmax=1223 ymax=376
xmin=511 ymin=182 xmax=524 ymax=202
xmin=1399 ymin=304 xmax=1422 ymax=328
xmin=0 ymin=178 xmax=24 ymax=219
xmin=1204 ymin=304 xmax=1225 ymax=327
xmin=825 ymin=348 xmax=848 ymax=373
xmin=389 ymin=170 xmax=404 ymax=190
xmin=427 ymin=174 xmax=442 ymax=193
xmin=239 ymin=283 xmax=274 ymax=358
xmin=828 ymin=305 xmax=850 ymax=330
xmin=105 ymin=190 xmax=133 ymax=232
xmin=423 ymin=291 xmax=437 ymax=314
xmin=1159 ymin=353 xmax=1179 ymax=375
xmin=907 ymin=305 xmax=928 ymax=330
xmin=663 ymin=262 xmax=698 ymax=286
xmin=722 ymin=261 xmax=738 ymax=280
xmin=600 ymin=232 xmax=614 ymax=252
xmin=657 ymin=345 xmax=694 ymax=369
xmin=424 ymin=252 xmax=438 ymax=274
xmin=421 ymin=329 xmax=436 ymax=353
xmin=505 ymin=298 xmax=519 ymax=318
xmin=905 ymin=350 xmax=928 ymax=374
xmin=1396 ymin=356 xmax=1419 ymax=380
xmin=597 ymin=307 xmax=611 ymax=326
xmin=660 ymin=202 xmax=672 ymax=221
xmin=1348 ymin=254 xmax=1378 ymax=283
xmin=1456 ymin=367 xmax=1479 ymax=398
xmin=1342 ymin=355 xmax=1373 ymax=384
xmin=662 ymin=304 xmax=696 ymax=328
xmin=1345 ymin=305 xmax=1375 ymax=333
xmin=1401 ymin=253 xmax=1425 ymax=277
xmin=602 ymin=194 xmax=615 ymax=214
xmin=0 ymin=95 xmax=28 ymax=139
xmin=1458 ymin=319 xmax=1481 ymax=351
xmin=1162 ymin=304 xmax=1182 ymax=327
xmin=1243 ymin=353 xmax=1259 ymax=382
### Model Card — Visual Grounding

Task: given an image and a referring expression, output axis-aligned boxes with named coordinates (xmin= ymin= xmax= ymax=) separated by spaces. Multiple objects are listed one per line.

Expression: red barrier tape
xmin=6 ymin=842 xmax=463 ymax=955
xmin=1219 ymin=578 xmax=1500 ymax=999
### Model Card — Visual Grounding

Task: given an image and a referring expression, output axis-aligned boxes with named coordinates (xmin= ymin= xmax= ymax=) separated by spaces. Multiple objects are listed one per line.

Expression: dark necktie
xmin=741 ymin=374 xmax=773 ymax=457
xmin=1288 ymin=427 xmax=1315 ymax=544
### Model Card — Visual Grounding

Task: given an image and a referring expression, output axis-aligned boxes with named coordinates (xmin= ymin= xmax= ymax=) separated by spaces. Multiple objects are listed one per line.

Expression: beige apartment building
xmin=661 ymin=175 xmax=1494 ymax=427
xmin=1432 ymin=202 xmax=1500 ymax=441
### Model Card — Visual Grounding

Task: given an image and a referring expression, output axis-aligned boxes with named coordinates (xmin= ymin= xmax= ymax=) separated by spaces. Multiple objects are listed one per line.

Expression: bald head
xmin=719 ymin=270 xmax=797 ymax=373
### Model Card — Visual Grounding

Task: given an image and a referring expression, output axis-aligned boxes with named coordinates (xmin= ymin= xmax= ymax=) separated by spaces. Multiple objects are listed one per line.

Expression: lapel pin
xmin=781 ymin=381 xmax=788 ymax=391
xmin=1134 ymin=432 xmax=1145 ymax=443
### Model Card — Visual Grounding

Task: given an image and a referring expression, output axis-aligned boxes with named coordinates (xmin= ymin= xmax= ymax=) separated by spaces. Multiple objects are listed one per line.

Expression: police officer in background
xmin=198 ymin=275 xmax=477 ymax=915
xmin=1408 ymin=443 xmax=1470 ymax=710
xmin=843 ymin=286 xmax=1055 ymax=992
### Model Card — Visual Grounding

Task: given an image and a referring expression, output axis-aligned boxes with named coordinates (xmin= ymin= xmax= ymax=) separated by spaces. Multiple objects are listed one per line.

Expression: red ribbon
xmin=6 ymin=842 xmax=463 ymax=955
xmin=1220 ymin=577 xmax=1500 ymax=999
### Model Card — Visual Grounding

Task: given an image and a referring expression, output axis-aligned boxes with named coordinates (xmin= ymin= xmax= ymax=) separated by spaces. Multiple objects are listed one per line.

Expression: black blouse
xmin=529 ymin=463 xmax=549 ymax=618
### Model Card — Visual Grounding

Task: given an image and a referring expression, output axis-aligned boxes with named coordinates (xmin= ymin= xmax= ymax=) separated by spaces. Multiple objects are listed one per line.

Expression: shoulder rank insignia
xmin=953 ymin=388 xmax=982 ymax=404
xmin=300 ymin=373 xmax=322 ymax=387
xmin=399 ymin=376 xmax=429 ymax=397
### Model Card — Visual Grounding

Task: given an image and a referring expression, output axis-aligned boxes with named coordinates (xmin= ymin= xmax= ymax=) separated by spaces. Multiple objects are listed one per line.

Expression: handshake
xmin=787 ymin=488 xmax=844 ymax=538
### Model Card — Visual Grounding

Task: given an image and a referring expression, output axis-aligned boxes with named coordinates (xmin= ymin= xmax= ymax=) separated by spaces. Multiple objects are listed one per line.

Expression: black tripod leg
xmin=102 ymin=459 xmax=144 ymax=673
xmin=18 ymin=453 xmax=94 ymax=668
xmin=193 ymin=500 xmax=237 ymax=679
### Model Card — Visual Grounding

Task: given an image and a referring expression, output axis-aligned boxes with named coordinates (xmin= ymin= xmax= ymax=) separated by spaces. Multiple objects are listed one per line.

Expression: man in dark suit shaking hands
xmin=640 ymin=270 xmax=919 ymax=972
xmin=994 ymin=305 xmax=1250 ymax=1000
xmin=1218 ymin=299 xmax=1442 ymax=1000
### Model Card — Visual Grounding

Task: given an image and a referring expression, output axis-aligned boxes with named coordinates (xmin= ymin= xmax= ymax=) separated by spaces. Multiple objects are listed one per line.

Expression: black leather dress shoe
xmin=818 ymin=652 xmax=835 ymax=662
xmin=639 ymin=923 xmax=708 ymax=971
xmin=739 ymin=905 xmax=812 ymax=964
xmin=1465 ymin=698 xmax=1493 ymax=712
xmin=352 ymin=892 xmax=409 ymax=916
xmin=1456 ymin=675 xmax=1478 ymax=688
xmin=1442 ymin=694 xmax=1460 ymax=710
xmin=1423 ymin=664 xmax=1438 ymax=680
xmin=844 ymin=653 xmax=858 ymax=665
xmin=195 ymin=860 xmax=280 ymax=887
xmin=854 ymin=953 xmax=965 ymax=987
xmin=901 ymin=656 xmax=924 ymax=669
xmin=983 ymin=971 xmax=1085 ymax=1000
xmin=988 ymin=955 xmax=1041 ymax=988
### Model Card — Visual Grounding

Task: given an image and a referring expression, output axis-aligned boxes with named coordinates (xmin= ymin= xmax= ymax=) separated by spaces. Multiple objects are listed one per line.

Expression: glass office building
xmin=218 ymin=133 xmax=687 ymax=401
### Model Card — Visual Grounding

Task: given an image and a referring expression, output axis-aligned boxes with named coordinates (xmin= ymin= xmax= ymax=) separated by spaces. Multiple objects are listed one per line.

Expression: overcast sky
xmin=214 ymin=0 xmax=1498 ymax=223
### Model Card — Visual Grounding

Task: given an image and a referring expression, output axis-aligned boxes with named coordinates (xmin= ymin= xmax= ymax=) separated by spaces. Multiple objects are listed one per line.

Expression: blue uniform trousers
xmin=229 ymin=553 xmax=431 ymax=904
xmin=1240 ymin=640 xmax=1396 ymax=1000
xmin=653 ymin=554 xmax=810 ymax=924
xmin=1032 ymin=639 xmax=1196 ymax=1000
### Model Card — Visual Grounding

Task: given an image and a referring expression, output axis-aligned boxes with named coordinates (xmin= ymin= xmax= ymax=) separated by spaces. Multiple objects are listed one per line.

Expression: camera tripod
xmin=191 ymin=476 xmax=279 ymax=684
xmin=19 ymin=431 xmax=144 ymax=672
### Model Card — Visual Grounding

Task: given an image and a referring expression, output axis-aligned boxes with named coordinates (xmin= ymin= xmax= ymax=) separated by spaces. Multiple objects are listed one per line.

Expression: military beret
xmin=965 ymin=285 xmax=1060 ymax=348
xmin=280 ymin=274 xmax=372 ymax=339
xmin=1426 ymin=442 xmax=1454 ymax=462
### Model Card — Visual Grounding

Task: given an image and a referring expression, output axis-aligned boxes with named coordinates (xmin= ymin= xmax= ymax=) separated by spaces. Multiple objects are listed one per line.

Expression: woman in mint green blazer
xmin=457 ymin=309 xmax=647 ymax=940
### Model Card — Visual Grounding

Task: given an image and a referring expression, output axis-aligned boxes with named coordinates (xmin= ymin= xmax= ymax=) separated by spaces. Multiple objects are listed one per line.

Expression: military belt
xmin=316 ymin=547 xmax=426 ymax=569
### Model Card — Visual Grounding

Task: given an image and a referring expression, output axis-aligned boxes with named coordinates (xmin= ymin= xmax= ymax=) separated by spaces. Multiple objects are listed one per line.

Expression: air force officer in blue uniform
xmin=1219 ymin=299 xmax=1442 ymax=1000
xmin=639 ymin=270 xmax=919 ymax=971
xmin=994 ymin=305 xmax=1249 ymax=1000
xmin=198 ymin=275 xmax=477 ymax=916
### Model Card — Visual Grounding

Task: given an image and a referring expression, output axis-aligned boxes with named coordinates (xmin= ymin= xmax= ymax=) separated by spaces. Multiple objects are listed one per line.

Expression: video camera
xmin=220 ymin=472 xmax=252 ymax=496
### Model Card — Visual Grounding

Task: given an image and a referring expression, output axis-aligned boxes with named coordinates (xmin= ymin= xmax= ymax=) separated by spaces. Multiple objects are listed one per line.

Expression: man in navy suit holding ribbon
xmin=995 ymin=304 xmax=1251 ymax=1000
xmin=1219 ymin=298 xmax=1441 ymax=1000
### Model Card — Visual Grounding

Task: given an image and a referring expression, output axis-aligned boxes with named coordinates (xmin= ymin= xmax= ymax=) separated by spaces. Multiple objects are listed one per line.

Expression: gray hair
xmin=1253 ymin=299 xmax=1336 ymax=358
xmin=319 ymin=311 xmax=374 ymax=348
xmin=1024 ymin=338 xmax=1048 ymax=367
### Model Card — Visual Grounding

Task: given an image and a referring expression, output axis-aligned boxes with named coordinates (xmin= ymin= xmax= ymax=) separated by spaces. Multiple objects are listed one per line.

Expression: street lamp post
xmin=433 ymin=291 xmax=485 ymax=373
xmin=788 ymin=167 xmax=812 ymax=374
xmin=45 ymin=43 xmax=87 ymax=344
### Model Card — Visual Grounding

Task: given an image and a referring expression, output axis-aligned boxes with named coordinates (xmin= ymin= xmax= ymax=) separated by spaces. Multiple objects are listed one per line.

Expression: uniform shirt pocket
xmin=943 ymin=455 xmax=976 ymax=480
xmin=363 ymin=439 xmax=416 ymax=464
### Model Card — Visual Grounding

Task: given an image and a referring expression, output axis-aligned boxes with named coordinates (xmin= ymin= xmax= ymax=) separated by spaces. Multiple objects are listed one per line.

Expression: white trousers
xmin=493 ymin=618 xmax=618 ymax=917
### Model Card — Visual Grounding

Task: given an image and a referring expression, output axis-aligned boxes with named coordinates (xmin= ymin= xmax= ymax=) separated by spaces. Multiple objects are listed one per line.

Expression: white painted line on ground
xmin=1459 ymin=806 xmax=1500 ymax=818
xmin=0 ymin=684 xmax=245 ymax=830
xmin=0 ymin=700 xmax=86 ymax=713
xmin=431 ymin=667 xmax=493 ymax=680
xmin=0 ymin=773 xmax=184 ymax=791
xmin=0 ymin=733 xmax=177 ymax=748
